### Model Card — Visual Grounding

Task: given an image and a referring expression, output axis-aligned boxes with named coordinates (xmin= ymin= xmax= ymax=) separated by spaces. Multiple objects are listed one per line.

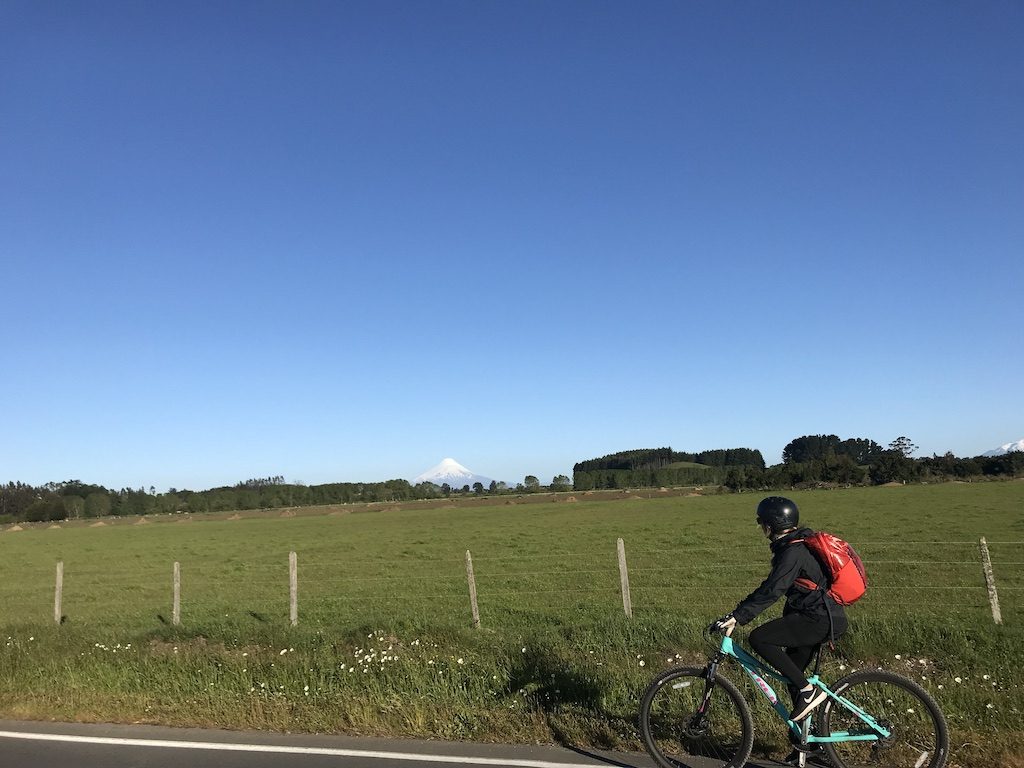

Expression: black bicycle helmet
xmin=756 ymin=496 xmax=799 ymax=532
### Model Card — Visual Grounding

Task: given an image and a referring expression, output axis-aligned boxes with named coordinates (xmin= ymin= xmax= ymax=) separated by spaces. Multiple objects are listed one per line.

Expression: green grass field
xmin=0 ymin=482 xmax=1021 ymax=766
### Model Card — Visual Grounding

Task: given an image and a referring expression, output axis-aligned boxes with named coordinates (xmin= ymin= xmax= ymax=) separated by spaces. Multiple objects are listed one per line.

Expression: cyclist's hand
xmin=709 ymin=614 xmax=737 ymax=635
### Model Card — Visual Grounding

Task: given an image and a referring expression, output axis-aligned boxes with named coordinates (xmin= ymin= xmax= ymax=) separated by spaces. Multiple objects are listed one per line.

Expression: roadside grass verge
xmin=0 ymin=612 xmax=1020 ymax=765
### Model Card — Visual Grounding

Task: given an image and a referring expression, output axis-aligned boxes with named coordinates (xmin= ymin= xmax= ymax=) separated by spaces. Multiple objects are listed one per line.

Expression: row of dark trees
xmin=3 ymin=436 xmax=1020 ymax=523
xmin=724 ymin=434 xmax=1024 ymax=491
xmin=573 ymin=446 xmax=766 ymax=489
xmin=574 ymin=447 xmax=766 ymax=473
xmin=572 ymin=436 xmax=1024 ymax=493
xmin=0 ymin=473 xmax=574 ymax=524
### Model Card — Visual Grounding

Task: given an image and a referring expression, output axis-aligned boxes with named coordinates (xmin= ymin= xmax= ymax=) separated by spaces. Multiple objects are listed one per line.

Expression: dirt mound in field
xmin=228 ymin=513 xmax=242 ymax=520
xmin=7 ymin=525 xmax=22 ymax=532
xmin=134 ymin=517 xmax=149 ymax=525
xmin=89 ymin=521 xmax=107 ymax=527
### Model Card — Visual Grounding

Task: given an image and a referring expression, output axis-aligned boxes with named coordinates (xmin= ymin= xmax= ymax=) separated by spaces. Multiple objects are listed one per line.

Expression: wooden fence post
xmin=173 ymin=561 xmax=181 ymax=626
xmin=54 ymin=561 xmax=64 ymax=624
xmin=289 ymin=551 xmax=298 ymax=627
xmin=617 ymin=538 xmax=632 ymax=618
xmin=979 ymin=537 xmax=1002 ymax=625
xmin=465 ymin=550 xmax=480 ymax=629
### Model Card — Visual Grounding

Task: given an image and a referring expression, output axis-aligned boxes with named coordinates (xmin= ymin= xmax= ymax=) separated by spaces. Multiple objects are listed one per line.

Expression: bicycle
xmin=639 ymin=624 xmax=948 ymax=768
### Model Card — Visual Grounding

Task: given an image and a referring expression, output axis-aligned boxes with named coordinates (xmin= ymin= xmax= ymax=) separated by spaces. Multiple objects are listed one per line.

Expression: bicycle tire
xmin=820 ymin=669 xmax=949 ymax=768
xmin=639 ymin=666 xmax=754 ymax=768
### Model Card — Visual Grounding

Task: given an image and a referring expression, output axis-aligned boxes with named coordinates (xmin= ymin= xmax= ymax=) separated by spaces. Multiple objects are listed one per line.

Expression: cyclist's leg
xmin=748 ymin=613 xmax=830 ymax=693
xmin=785 ymin=644 xmax=818 ymax=704
xmin=788 ymin=610 xmax=848 ymax=695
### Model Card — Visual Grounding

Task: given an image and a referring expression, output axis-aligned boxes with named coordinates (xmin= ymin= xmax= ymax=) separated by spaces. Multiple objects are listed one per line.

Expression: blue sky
xmin=2 ymin=1 xmax=1022 ymax=491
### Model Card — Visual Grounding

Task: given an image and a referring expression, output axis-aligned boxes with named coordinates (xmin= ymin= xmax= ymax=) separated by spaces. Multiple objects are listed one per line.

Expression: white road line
xmin=0 ymin=730 xmax=607 ymax=768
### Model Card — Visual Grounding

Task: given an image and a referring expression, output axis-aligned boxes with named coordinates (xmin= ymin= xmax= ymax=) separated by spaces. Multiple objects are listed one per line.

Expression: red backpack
xmin=792 ymin=531 xmax=867 ymax=606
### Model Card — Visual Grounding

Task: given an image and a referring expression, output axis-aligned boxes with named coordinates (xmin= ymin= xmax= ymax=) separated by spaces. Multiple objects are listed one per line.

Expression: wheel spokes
xmin=645 ymin=674 xmax=745 ymax=767
xmin=826 ymin=679 xmax=942 ymax=768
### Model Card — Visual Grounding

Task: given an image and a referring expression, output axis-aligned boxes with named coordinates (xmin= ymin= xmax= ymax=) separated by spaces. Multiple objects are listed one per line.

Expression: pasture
xmin=0 ymin=482 xmax=1021 ymax=766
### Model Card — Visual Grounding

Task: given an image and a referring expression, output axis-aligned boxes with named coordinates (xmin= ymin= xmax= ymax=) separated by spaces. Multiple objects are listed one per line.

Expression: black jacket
xmin=732 ymin=528 xmax=846 ymax=626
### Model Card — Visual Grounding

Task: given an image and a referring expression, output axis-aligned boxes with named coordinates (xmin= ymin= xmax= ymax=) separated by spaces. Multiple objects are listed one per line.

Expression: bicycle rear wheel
xmin=639 ymin=666 xmax=753 ymax=768
xmin=820 ymin=670 xmax=948 ymax=768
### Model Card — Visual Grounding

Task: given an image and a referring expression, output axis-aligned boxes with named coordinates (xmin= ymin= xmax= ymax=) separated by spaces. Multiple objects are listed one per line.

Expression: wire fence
xmin=6 ymin=538 xmax=1020 ymax=631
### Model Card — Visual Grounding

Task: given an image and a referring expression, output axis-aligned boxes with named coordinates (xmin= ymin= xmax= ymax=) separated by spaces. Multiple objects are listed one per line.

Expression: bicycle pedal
xmin=786 ymin=738 xmax=815 ymax=754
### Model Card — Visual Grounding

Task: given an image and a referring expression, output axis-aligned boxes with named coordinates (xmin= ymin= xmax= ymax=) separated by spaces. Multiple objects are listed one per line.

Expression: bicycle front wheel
xmin=639 ymin=666 xmax=753 ymax=768
xmin=820 ymin=669 xmax=949 ymax=768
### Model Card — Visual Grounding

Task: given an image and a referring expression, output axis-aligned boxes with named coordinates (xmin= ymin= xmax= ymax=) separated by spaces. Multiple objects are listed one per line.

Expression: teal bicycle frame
xmin=714 ymin=632 xmax=891 ymax=745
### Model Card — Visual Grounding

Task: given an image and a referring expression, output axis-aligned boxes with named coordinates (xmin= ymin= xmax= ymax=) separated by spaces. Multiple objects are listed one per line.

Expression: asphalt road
xmin=0 ymin=721 xmax=650 ymax=768
xmin=0 ymin=720 xmax=795 ymax=768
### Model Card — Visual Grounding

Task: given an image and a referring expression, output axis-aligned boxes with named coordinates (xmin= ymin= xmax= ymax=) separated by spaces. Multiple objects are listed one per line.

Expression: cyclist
xmin=711 ymin=497 xmax=848 ymax=755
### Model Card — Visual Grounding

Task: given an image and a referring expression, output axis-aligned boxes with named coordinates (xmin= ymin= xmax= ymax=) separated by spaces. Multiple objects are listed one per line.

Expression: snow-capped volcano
xmin=983 ymin=439 xmax=1024 ymax=457
xmin=413 ymin=458 xmax=493 ymax=488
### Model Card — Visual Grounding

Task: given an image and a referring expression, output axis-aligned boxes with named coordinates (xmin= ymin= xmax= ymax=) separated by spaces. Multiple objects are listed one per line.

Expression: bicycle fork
xmin=689 ymin=654 xmax=725 ymax=730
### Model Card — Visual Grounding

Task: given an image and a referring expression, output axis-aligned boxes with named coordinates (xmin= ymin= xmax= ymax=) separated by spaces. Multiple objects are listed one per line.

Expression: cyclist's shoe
xmin=789 ymin=685 xmax=828 ymax=722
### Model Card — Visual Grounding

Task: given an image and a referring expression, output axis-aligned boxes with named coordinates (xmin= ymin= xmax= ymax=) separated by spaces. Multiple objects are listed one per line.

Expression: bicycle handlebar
xmin=706 ymin=621 xmax=736 ymax=638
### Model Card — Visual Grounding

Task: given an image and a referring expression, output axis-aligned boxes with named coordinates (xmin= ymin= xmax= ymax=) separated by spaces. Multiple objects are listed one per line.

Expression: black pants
xmin=748 ymin=612 xmax=847 ymax=701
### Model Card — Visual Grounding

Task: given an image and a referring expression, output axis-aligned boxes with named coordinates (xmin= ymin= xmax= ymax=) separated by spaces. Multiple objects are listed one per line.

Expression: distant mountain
xmin=412 ymin=458 xmax=493 ymax=488
xmin=982 ymin=439 xmax=1024 ymax=457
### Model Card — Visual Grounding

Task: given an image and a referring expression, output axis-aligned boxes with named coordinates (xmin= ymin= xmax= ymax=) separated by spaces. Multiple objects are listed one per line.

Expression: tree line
xmin=572 ymin=437 xmax=1024 ymax=493
xmin=574 ymin=447 xmax=766 ymax=472
xmin=0 ymin=473 xmax=575 ymax=524
xmin=3 ymin=436 xmax=1020 ymax=523
xmin=573 ymin=446 xmax=765 ymax=490
xmin=724 ymin=434 xmax=1024 ymax=491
